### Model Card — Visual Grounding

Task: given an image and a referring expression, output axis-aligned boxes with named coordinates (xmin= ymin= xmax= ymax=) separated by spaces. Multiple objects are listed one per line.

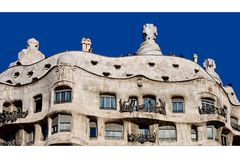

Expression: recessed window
xmin=207 ymin=125 xmax=218 ymax=141
xmin=54 ymin=86 xmax=72 ymax=104
xmin=143 ymin=96 xmax=156 ymax=112
xmin=14 ymin=72 xmax=20 ymax=78
xmin=194 ymin=69 xmax=199 ymax=73
xmin=52 ymin=114 xmax=72 ymax=134
xmin=162 ymin=76 xmax=169 ymax=82
xmin=27 ymin=71 xmax=34 ymax=77
xmin=221 ymin=134 xmax=227 ymax=146
xmin=172 ymin=97 xmax=184 ymax=113
xmin=191 ymin=127 xmax=197 ymax=141
xmin=44 ymin=64 xmax=51 ymax=70
xmin=172 ymin=64 xmax=179 ymax=68
xmin=89 ymin=121 xmax=97 ymax=138
xmin=91 ymin=60 xmax=98 ymax=65
xmin=103 ymin=72 xmax=110 ymax=76
xmin=25 ymin=128 xmax=34 ymax=145
xmin=159 ymin=125 xmax=177 ymax=141
xmin=100 ymin=94 xmax=116 ymax=110
xmin=105 ymin=123 xmax=123 ymax=139
xmin=34 ymin=95 xmax=42 ymax=113
xmin=139 ymin=126 xmax=149 ymax=137
xmin=201 ymin=98 xmax=215 ymax=111
xmin=114 ymin=64 xmax=121 ymax=69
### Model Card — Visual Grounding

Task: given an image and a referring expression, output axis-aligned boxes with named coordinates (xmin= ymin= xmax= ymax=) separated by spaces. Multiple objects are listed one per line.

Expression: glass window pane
xmin=111 ymin=97 xmax=116 ymax=109
xmin=207 ymin=127 xmax=213 ymax=139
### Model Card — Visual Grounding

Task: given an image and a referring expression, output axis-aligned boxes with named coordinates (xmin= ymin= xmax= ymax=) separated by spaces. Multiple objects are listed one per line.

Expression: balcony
xmin=127 ymin=133 xmax=156 ymax=144
xmin=0 ymin=108 xmax=28 ymax=125
xmin=119 ymin=99 xmax=166 ymax=115
xmin=198 ymin=105 xmax=226 ymax=118
xmin=231 ymin=122 xmax=240 ymax=132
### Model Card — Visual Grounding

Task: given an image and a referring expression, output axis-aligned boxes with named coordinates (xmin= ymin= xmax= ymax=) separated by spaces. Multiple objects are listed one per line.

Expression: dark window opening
xmin=34 ymin=95 xmax=42 ymax=113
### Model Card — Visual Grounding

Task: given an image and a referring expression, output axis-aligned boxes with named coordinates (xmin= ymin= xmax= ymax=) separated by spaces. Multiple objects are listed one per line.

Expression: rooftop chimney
xmin=193 ymin=53 xmax=198 ymax=63
xmin=81 ymin=37 xmax=92 ymax=52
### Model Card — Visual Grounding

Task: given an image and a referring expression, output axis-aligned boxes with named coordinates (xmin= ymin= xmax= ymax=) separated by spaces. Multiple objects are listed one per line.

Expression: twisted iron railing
xmin=198 ymin=105 xmax=226 ymax=118
xmin=0 ymin=139 xmax=16 ymax=146
xmin=0 ymin=108 xmax=28 ymax=125
xmin=127 ymin=133 xmax=156 ymax=144
xmin=119 ymin=99 xmax=166 ymax=115
xmin=231 ymin=122 xmax=240 ymax=132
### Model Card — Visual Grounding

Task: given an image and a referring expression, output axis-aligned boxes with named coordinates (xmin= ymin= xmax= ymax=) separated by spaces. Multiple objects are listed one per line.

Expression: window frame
xmin=143 ymin=96 xmax=156 ymax=112
xmin=51 ymin=114 xmax=72 ymax=134
xmin=89 ymin=121 xmax=98 ymax=139
xmin=159 ymin=125 xmax=177 ymax=141
xmin=172 ymin=97 xmax=184 ymax=113
xmin=54 ymin=88 xmax=72 ymax=104
xmin=191 ymin=128 xmax=197 ymax=142
xmin=100 ymin=94 xmax=116 ymax=110
xmin=105 ymin=123 xmax=123 ymax=140
xmin=207 ymin=125 xmax=219 ymax=141
xmin=34 ymin=94 xmax=42 ymax=113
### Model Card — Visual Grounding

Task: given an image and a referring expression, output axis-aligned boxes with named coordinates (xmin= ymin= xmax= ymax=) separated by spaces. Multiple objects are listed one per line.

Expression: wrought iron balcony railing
xmin=198 ymin=105 xmax=226 ymax=118
xmin=119 ymin=99 xmax=166 ymax=115
xmin=0 ymin=139 xmax=16 ymax=146
xmin=0 ymin=108 xmax=28 ymax=125
xmin=231 ymin=122 xmax=240 ymax=132
xmin=127 ymin=133 xmax=156 ymax=144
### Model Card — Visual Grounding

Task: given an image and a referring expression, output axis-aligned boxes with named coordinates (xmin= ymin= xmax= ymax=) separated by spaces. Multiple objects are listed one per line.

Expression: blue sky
xmin=0 ymin=13 xmax=239 ymax=98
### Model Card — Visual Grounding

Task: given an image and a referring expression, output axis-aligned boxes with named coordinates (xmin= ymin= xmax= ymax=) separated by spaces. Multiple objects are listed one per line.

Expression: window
xmin=191 ymin=127 xmax=197 ymax=141
xmin=54 ymin=87 xmax=72 ymax=104
xmin=100 ymin=95 xmax=116 ymax=110
xmin=34 ymin=95 xmax=42 ymax=113
xmin=143 ymin=96 xmax=156 ymax=112
xmin=139 ymin=128 xmax=149 ymax=137
xmin=159 ymin=125 xmax=177 ymax=140
xmin=105 ymin=123 xmax=123 ymax=139
xmin=52 ymin=114 xmax=72 ymax=134
xmin=89 ymin=121 xmax=97 ymax=138
xmin=202 ymin=98 xmax=215 ymax=110
xmin=221 ymin=134 xmax=227 ymax=146
xmin=41 ymin=122 xmax=48 ymax=141
xmin=26 ymin=128 xmax=34 ymax=145
xmin=172 ymin=97 xmax=184 ymax=113
xmin=207 ymin=126 xmax=218 ymax=141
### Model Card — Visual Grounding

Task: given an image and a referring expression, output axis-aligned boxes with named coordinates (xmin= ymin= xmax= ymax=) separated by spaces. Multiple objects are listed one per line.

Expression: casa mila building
xmin=0 ymin=24 xmax=240 ymax=146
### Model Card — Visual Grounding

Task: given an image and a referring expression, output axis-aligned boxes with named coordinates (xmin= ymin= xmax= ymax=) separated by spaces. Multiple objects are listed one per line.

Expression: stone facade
xmin=0 ymin=24 xmax=240 ymax=146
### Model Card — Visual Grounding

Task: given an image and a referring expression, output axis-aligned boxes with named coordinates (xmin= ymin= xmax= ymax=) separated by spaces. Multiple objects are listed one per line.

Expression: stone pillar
xmin=197 ymin=123 xmax=207 ymax=145
xmin=123 ymin=120 xmax=130 ymax=142
xmin=97 ymin=117 xmax=105 ymax=142
xmin=47 ymin=117 xmax=52 ymax=138
xmin=149 ymin=124 xmax=159 ymax=144
xmin=176 ymin=123 xmax=191 ymax=145
xmin=15 ymin=129 xmax=25 ymax=146
xmin=34 ymin=124 xmax=42 ymax=145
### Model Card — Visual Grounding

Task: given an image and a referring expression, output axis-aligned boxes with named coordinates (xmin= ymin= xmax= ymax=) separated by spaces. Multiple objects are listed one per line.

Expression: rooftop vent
xmin=6 ymin=80 xmax=12 ymax=84
xmin=27 ymin=71 xmax=34 ymax=77
xmin=44 ymin=64 xmax=51 ymax=70
xmin=14 ymin=72 xmax=20 ymax=78
xmin=172 ymin=64 xmax=179 ymax=68
xmin=114 ymin=64 xmax=121 ymax=69
xmin=228 ymin=83 xmax=233 ymax=87
xmin=91 ymin=60 xmax=98 ymax=65
xmin=231 ymin=92 xmax=235 ymax=96
xmin=103 ymin=72 xmax=110 ymax=77
xmin=162 ymin=76 xmax=169 ymax=82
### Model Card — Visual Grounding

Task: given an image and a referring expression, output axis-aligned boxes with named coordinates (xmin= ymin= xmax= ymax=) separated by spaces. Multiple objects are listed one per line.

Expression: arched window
xmin=100 ymin=94 xmax=116 ymax=110
xmin=159 ymin=125 xmax=177 ymax=140
xmin=54 ymin=86 xmax=72 ymax=104
xmin=105 ymin=123 xmax=123 ymax=139
xmin=191 ymin=126 xmax=197 ymax=141
xmin=143 ymin=96 xmax=156 ymax=112
xmin=52 ymin=114 xmax=72 ymax=134
xmin=89 ymin=121 xmax=97 ymax=138
xmin=172 ymin=97 xmax=184 ymax=113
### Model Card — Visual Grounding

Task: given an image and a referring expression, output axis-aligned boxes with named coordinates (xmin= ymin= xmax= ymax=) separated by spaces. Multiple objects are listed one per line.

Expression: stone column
xmin=47 ymin=117 xmax=52 ymax=138
xmin=197 ymin=123 xmax=207 ymax=145
xmin=15 ymin=129 xmax=25 ymax=146
xmin=149 ymin=123 xmax=158 ymax=145
xmin=176 ymin=123 xmax=190 ymax=145
xmin=123 ymin=120 xmax=130 ymax=143
xmin=34 ymin=124 xmax=42 ymax=145
xmin=97 ymin=117 xmax=105 ymax=142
